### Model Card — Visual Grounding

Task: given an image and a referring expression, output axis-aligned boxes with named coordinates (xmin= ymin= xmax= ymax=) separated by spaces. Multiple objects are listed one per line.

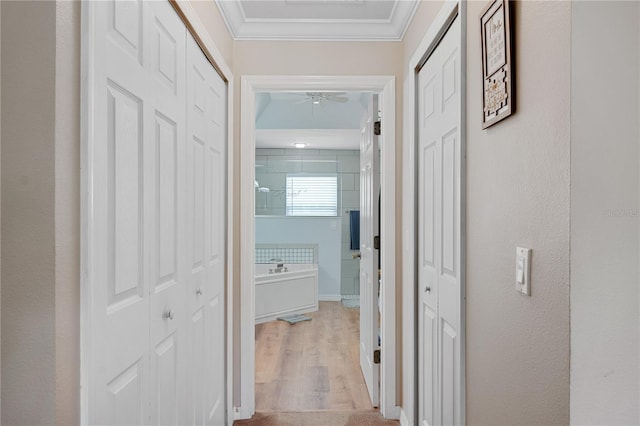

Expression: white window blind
xmin=286 ymin=175 xmax=338 ymax=217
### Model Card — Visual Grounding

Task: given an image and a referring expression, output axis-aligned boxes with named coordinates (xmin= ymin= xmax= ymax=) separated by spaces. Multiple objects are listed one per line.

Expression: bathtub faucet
xmin=275 ymin=263 xmax=284 ymax=272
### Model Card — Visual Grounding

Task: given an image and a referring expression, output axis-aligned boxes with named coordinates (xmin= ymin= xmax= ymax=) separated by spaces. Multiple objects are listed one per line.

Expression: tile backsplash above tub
xmin=255 ymin=244 xmax=318 ymax=264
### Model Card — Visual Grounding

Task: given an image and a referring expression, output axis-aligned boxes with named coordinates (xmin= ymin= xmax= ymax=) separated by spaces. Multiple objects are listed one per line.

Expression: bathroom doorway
xmin=238 ymin=75 xmax=398 ymax=420
xmin=252 ymin=91 xmax=378 ymax=412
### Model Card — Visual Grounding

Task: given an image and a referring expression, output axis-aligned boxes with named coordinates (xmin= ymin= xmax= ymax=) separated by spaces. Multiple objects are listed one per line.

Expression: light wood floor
xmin=255 ymin=301 xmax=373 ymax=412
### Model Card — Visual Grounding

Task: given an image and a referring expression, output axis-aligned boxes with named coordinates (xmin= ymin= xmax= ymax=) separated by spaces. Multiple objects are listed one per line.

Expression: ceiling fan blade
xmin=294 ymin=98 xmax=311 ymax=105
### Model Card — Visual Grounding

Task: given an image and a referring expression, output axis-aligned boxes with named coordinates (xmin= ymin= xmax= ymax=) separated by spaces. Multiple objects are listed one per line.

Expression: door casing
xmin=239 ymin=75 xmax=398 ymax=420
xmin=401 ymin=2 xmax=467 ymax=425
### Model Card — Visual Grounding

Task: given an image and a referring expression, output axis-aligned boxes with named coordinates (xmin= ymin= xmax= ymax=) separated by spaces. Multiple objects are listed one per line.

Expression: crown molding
xmin=215 ymin=0 xmax=418 ymax=41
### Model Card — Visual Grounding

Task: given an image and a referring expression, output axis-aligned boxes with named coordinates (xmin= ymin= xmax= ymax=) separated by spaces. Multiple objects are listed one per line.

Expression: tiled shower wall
xmin=255 ymin=148 xmax=360 ymax=296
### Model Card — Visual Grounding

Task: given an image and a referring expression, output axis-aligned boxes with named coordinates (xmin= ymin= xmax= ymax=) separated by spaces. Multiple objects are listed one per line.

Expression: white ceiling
xmin=256 ymin=129 xmax=361 ymax=150
xmin=215 ymin=0 xmax=419 ymax=41
xmin=256 ymin=91 xmax=369 ymax=129
xmin=255 ymin=91 xmax=370 ymax=149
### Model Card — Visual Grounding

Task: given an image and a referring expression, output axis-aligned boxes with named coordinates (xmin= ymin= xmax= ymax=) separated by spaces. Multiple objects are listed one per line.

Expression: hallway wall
xmin=464 ymin=1 xmax=571 ymax=424
xmin=1 ymin=2 xmax=81 ymax=424
xmin=189 ymin=0 xmax=234 ymax=69
xmin=403 ymin=1 xmax=572 ymax=424
xmin=570 ymin=2 xmax=640 ymax=423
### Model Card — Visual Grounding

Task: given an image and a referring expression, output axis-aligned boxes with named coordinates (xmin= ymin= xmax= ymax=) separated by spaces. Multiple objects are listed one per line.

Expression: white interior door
xmin=418 ymin=16 xmax=463 ymax=426
xmin=147 ymin=3 xmax=187 ymax=424
xmin=359 ymin=95 xmax=380 ymax=407
xmin=85 ymin=2 xmax=227 ymax=424
xmin=185 ymin=33 xmax=227 ymax=426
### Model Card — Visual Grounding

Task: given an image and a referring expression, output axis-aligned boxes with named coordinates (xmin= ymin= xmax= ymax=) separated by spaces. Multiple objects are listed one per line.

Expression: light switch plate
xmin=515 ymin=247 xmax=532 ymax=295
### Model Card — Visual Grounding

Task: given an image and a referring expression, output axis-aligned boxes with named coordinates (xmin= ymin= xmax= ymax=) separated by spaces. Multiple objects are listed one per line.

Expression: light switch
xmin=515 ymin=247 xmax=532 ymax=295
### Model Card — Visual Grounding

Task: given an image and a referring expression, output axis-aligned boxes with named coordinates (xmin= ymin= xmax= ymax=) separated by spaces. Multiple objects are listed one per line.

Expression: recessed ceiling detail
xmin=256 ymin=91 xmax=369 ymax=130
xmin=256 ymin=129 xmax=361 ymax=150
xmin=215 ymin=0 xmax=419 ymax=41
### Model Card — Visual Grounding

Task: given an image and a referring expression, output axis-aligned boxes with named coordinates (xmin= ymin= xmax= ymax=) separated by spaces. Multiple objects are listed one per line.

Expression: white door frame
xmin=239 ymin=75 xmax=398 ymax=419
xmin=80 ymin=1 xmax=235 ymax=424
xmin=401 ymin=1 xmax=466 ymax=425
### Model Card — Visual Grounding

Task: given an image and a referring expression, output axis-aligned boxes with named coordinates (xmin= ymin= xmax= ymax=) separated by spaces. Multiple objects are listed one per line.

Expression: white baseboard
xmin=383 ymin=405 xmax=401 ymax=420
xmin=319 ymin=294 xmax=342 ymax=301
xmin=255 ymin=304 xmax=317 ymax=324
xmin=399 ymin=408 xmax=410 ymax=426
xmin=233 ymin=406 xmax=252 ymax=421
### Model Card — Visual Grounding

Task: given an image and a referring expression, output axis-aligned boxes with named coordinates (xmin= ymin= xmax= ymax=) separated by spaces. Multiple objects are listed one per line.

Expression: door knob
xmin=196 ymin=288 xmax=203 ymax=296
xmin=424 ymin=286 xmax=431 ymax=293
xmin=163 ymin=309 xmax=174 ymax=320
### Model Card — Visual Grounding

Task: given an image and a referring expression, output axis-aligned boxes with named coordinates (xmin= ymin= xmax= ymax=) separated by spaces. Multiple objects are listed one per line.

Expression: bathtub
xmin=254 ymin=263 xmax=318 ymax=324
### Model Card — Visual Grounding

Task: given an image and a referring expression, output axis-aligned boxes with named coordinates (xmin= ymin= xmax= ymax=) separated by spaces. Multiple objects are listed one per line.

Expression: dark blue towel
xmin=349 ymin=210 xmax=360 ymax=251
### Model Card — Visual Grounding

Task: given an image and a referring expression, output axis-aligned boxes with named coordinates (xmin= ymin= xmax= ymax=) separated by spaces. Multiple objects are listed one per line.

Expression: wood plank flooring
xmin=255 ymin=301 xmax=373 ymax=412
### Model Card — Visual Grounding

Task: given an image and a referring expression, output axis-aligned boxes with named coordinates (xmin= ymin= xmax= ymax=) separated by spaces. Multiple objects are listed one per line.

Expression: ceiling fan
xmin=294 ymin=92 xmax=349 ymax=105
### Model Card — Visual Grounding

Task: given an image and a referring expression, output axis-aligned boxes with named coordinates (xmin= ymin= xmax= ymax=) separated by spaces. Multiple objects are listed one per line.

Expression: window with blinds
xmin=286 ymin=175 xmax=338 ymax=217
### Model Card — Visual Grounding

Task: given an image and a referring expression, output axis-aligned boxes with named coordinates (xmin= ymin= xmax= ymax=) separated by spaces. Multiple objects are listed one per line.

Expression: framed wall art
xmin=480 ymin=0 xmax=513 ymax=129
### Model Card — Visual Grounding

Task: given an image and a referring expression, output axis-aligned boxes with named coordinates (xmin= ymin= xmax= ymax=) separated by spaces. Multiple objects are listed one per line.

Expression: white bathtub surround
xmin=254 ymin=263 xmax=318 ymax=324
xmin=256 ymin=216 xmax=342 ymax=298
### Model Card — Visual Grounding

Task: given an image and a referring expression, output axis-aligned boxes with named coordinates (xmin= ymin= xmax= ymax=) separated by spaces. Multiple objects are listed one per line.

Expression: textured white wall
xmin=465 ymin=1 xmax=571 ymax=424
xmin=54 ymin=2 xmax=81 ymax=424
xmin=1 ymin=2 xmax=57 ymax=423
xmin=570 ymin=2 xmax=640 ymax=424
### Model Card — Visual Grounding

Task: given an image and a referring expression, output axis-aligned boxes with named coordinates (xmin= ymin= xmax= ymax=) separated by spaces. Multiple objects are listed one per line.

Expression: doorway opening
xmin=238 ymin=76 xmax=398 ymax=420
xmin=253 ymin=91 xmax=378 ymax=412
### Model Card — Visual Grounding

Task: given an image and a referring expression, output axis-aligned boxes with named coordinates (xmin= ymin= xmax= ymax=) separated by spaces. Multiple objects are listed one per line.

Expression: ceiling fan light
xmin=313 ymin=100 xmax=320 ymax=105
xmin=294 ymin=143 xmax=306 ymax=149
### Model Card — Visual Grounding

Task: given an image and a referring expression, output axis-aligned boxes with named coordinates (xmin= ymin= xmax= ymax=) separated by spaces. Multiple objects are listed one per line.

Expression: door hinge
xmin=373 ymin=235 xmax=380 ymax=250
xmin=373 ymin=349 xmax=381 ymax=364
xmin=374 ymin=120 xmax=381 ymax=136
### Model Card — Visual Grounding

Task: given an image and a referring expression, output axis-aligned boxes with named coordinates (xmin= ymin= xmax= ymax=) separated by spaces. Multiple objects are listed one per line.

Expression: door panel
xmin=91 ymin=1 xmax=150 ymax=422
xmin=190 ymin=308 xmax=205 ymax=423
xmin=418 ymin=16 xmax=462 ymax=426
xmin=106 ymin=360 xmax=144 ymax=426
xmin=154 ymin=334 xmax=178 ymax=424
xmin=359 ymin=95 xmax=380 ymax=407
xmin=148 ymin=2 xmax=187 ymax=424
xmin=186 ymin=33 xmax=227 ymax=426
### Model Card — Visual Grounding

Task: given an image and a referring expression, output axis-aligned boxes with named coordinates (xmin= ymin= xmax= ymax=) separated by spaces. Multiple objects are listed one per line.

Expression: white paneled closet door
xmin=147 ymin=3 xmax=187 ymax=425
xmin=418 ymin=16 xmax=463 ymax=426
xmin=88 ymin=1 xmax=157 ymax=422
xmin=85 ymin=1 xmax=227 ymax=424
xmin=185 ymin=33 xmax=227 ymax=426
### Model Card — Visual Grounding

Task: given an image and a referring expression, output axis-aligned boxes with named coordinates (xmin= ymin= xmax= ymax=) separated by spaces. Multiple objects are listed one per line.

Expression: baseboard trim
xmin=255 ymin=304 xmax=317 ymax=324
xmin=319 ymin=294 xmax=342 ymax=302
xmin=233 ymin=406 xmax=252 ymax=421
xmin=383 ymin=405 xmax=401 ymax=420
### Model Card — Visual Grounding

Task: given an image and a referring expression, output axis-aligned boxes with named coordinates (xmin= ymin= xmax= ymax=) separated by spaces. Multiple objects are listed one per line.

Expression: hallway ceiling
xmin=215 ymin=0 xmax=419 ymax=41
